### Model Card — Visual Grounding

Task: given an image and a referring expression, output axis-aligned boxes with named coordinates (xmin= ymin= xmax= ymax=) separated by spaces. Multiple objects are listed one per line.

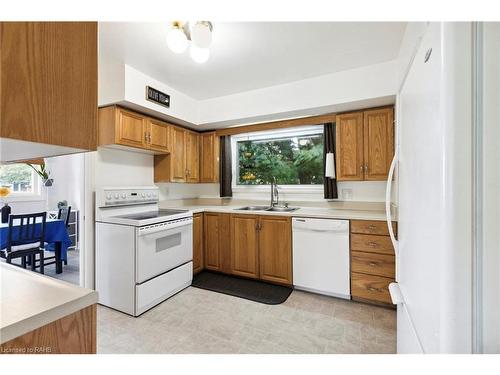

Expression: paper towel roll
xmin=325 ymin=152 xmax=335 ymax=178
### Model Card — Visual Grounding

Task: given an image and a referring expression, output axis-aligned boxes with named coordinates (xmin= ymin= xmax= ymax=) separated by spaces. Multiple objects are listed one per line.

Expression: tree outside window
xmin=236 ymin=129 xmax=324 ymax=185
xmin=0 ymin=164 xmax=37 ymax=194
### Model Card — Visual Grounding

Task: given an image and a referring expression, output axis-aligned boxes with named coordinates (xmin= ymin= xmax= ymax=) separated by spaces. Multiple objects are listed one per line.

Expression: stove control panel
xmin=97 ymin=187 xmax=159 ymax=207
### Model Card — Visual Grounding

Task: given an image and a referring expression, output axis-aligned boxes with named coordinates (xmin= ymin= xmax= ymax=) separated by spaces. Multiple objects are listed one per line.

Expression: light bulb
xmin=191 ymin=22 xmax=212 ymax=48
xmin=166 ymin=27 xmax=188 ymax=54
xmin=190 ymin=45 xmax=210 ymax=64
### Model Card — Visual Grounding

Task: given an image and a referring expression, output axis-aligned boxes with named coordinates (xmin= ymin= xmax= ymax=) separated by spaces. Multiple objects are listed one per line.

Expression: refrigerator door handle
xmin=385 ymin=149 xmax=399 ymax=258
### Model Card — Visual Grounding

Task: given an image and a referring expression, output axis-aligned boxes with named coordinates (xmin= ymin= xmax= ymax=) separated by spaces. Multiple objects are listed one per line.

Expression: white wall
xmin=5 ymin=198 xmax=47 ymax=215
xmin=45 ymin=153 xmax=85 ymax=211
xmin=99 ymin=60 xmax=398 ymax=130
xmin=158 ymin=183 xmax=219 ymax=200
xmin=230 ymin=181 xmax=386 ymax=203
xmin=99 ymin=62 xmax=199 ymax=126
xmin=198 ymin=60 xmax=398 ymax=127
xmin=93 ymin=147 xmax=153 ymax=187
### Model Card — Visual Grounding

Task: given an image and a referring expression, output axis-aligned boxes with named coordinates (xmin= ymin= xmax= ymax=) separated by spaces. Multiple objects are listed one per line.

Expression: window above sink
xmin=231 ymin=126 xmax=324 ymax=193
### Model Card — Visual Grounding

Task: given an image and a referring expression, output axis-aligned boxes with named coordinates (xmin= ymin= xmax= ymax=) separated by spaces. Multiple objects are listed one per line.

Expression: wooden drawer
xmin=351 ymin=220 xmax=397 ymax=236
xmin=351 ymin=233 xmax=395 ymax=255
xmin=351 ymin=251 xmax=395 ymax=278
xmin=351 ymin=272 xmax=393 ymax=304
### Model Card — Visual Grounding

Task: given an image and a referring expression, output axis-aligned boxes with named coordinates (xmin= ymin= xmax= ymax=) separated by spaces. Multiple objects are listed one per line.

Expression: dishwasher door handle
xmin=293 ymin=227 xmax=348 ymax=233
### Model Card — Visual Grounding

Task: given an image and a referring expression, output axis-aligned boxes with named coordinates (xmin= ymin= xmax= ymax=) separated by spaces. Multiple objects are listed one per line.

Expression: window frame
xmin=231 ymin=125 xmax=325 ymax=194
xmin=0 ymin=164 xmax=44 ymax=202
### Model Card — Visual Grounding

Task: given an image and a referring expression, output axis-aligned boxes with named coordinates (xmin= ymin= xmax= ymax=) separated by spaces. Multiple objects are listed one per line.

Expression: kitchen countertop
xmin=160 ymin=203 xmax=393 ymax=221
xmin=0 ymin=263 xmax=98 ymax=344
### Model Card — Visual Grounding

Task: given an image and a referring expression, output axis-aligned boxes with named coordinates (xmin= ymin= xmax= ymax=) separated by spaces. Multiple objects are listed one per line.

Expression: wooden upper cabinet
xmin=154 ymin=126 xmax=201 ymax=184
xmin=116 ymin=109 xmax=147 ymax=148
xmin=168 ymin=127 xmax=187 ymax=182
xmin=363 ymin=108 xmax=394 ymax=181
xmin=147 ymin=119 xmax=170 ymax=153
xmin=336 ymin=107 xmax=394 ymax=181
xmin=336 ymin=112 xmax=364 ymax=181
xmin=258 ymin=216 xmax=292 ymax=285
xmin=192 ymin=213 xmax=204 ymax=275
xmin=231 ymin=214 xmax=259 ymax=279
xmin=0 ymin=22 xmax=98 ymax=152
xmin=200 ymin=132 xmax=220 ymax=183
xmin=185 ymin=131 xmax=200 ymax=183
xmin=98 ymin=106 xmax=171 ymax=154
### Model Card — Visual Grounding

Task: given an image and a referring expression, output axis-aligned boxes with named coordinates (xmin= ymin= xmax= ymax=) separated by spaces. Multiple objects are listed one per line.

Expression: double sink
xmin=235 ymin=205 xmax=299 ymax=213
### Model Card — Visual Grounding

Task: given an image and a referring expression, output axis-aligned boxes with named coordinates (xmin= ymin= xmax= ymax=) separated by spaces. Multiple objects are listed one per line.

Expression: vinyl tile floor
xmin=98 ymin=287 xmax=396 ymax=354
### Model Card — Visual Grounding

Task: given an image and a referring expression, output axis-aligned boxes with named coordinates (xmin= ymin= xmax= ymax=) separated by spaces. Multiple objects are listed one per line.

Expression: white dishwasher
xmin=292 ymin=218 xmax=350 ymax=299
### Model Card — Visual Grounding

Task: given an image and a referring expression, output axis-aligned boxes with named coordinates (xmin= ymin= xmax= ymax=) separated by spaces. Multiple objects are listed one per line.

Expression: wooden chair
xmin=58 ymin=206 xmax=72 ymax=227
xmin=0 ymin=212 xmax=46 ymax=274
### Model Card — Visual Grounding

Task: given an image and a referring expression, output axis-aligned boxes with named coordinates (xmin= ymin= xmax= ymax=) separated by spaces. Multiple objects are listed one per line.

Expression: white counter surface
xmin=161 ymin=204 xmax=391 ymax=221
xmin=0 ymin=263 xmax=98 ymax=344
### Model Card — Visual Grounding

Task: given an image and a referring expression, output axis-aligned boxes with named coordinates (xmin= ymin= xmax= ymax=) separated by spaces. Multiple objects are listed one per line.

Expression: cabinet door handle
xmin=360 ymin=165 xmax=364 ymax=173
xmin=144 ymin=132 xmax=148 ymax=143
xmin=364 ymin=164 xmax=368 ymax=173
xmin=148 ymin=132 xmax=152 ymax=143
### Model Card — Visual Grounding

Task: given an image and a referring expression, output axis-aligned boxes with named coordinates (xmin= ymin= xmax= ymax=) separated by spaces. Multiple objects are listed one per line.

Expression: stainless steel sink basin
xmin=265 ymin=206 xmax=299 ymax=212
xmin=234 ymin=206 xmax=299 ymax=212
xmin=235 ymin=206 xmax=271 ymax=211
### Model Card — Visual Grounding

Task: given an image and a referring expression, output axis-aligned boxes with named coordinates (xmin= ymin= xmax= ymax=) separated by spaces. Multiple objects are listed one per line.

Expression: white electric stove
xmin=95 ymin=186 xmax=193 ymax=316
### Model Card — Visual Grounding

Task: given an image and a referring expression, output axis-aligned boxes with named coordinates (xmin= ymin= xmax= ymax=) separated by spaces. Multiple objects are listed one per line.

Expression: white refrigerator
xmin=386 ymin=23 xmax=474 ymax=353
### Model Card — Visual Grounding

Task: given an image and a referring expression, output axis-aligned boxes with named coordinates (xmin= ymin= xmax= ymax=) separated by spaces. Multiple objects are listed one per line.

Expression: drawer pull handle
xmin=368 ymin=262 xmax=377 ymax=267
xmin=367 ymin=241 xmax=378 ymax=247
xmin=368 ymin=225 xmax=377 ymax=230
xmin=368 ymin=287 xmax=379 ymax=292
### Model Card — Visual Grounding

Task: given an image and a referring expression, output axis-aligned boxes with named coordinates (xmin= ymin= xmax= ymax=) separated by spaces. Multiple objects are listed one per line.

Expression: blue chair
xmin=38 ymin=206 xmax=72 ymax=269
xmin=1 ymin=212 xmax=46 ymax=274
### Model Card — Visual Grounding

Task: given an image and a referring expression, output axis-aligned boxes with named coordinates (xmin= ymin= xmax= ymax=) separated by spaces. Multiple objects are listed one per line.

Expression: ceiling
xmin=99 ymin=22 xmax=406 ymax=100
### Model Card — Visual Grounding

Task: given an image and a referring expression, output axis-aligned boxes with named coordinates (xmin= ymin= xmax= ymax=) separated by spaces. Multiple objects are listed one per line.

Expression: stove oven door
xmin=136 ymin=218 xmax=193 ymax=283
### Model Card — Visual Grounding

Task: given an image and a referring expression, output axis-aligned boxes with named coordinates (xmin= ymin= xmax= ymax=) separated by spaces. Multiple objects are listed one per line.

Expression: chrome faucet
xmin=270 ymin=177 xmax=279 ymax=207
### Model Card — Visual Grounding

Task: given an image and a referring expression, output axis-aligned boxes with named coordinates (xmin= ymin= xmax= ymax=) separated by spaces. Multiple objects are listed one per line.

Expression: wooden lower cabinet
xmin=203 ymin=213 xmax=231 ymax=273
xmin=201 ymin=213 xmax=292 ymax=285
xmin=350 ymin=219 xmax=397 ymax=307
xmin=259 ymin=216 xmax=292 ymax=285
xmin=192 ymin=213 xmax=204 ymax=275
xmin=231 ymin=215 xmax=259 ymax=278
xmin=351 ymin=273 xmax=393 ymax=305
xmin=0 ymin=304 xmax=96 ymax=354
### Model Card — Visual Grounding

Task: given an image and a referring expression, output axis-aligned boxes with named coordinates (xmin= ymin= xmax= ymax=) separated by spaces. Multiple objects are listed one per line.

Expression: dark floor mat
xmin=191 ymin=271 xmax=293 ymax=305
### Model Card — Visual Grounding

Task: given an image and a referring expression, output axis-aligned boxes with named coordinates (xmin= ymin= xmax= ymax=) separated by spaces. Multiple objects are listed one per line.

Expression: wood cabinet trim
xmin=1 ymin=22 xmax=98 ymax=151
xmin=0 ymin=304 xmax=96 ymax=354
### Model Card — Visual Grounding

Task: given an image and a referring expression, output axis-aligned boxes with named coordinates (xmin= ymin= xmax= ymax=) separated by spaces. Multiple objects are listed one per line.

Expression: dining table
xmin=0 ymin=218 xmax=72 ymax=274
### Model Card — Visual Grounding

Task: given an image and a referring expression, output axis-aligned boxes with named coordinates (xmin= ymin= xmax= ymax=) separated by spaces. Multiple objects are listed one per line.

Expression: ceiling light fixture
xmin=190 ymin=45 xmax=210 ymax=64
xmin=166 ymin=21 xmax=213 ymax=63
xmin=166 ymin=21 xmax=189 ymax=54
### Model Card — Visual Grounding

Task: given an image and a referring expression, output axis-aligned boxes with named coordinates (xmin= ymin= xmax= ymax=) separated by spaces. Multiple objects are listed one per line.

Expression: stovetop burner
xmin=114 ymin=209 xmax=189 ymax=221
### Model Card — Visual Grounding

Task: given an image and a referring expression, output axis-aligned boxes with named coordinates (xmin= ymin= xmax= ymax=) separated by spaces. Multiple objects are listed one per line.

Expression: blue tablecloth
xmin=0 ymin=219 xmax=71 ymax=261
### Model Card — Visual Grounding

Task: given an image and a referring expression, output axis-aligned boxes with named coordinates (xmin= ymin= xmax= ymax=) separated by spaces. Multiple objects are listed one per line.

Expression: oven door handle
xmin=138 ymin=218 xmax=193 ymax=236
